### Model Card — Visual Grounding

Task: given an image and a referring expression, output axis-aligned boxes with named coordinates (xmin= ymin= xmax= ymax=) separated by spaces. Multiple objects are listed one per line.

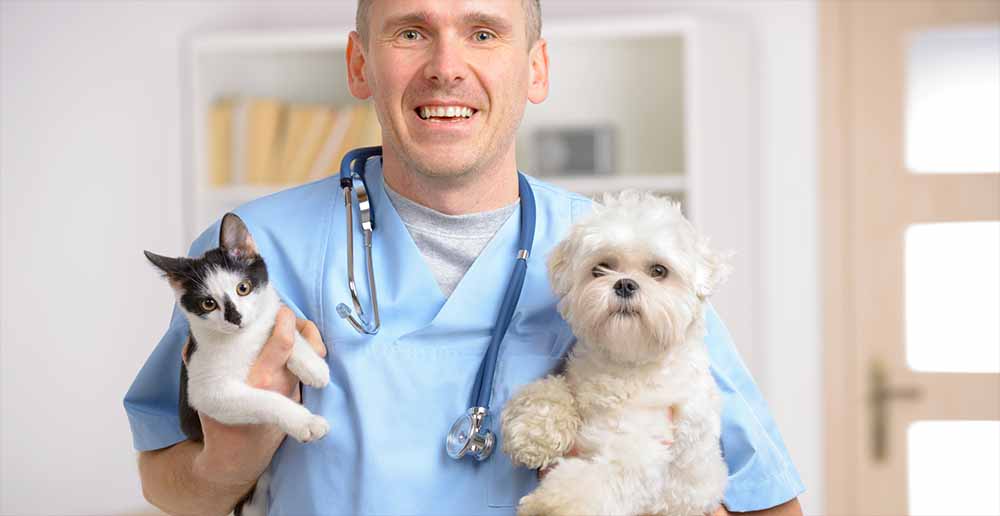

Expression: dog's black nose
xmin=613 ymin=278 xmax=639 ymax=298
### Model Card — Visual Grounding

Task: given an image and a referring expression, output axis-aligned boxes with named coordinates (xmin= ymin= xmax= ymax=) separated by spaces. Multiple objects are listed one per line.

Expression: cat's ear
xmin=219 ymin=213 xmax=259 ymax=258
xmin=144 ymin=251 xmax=190 ymax=287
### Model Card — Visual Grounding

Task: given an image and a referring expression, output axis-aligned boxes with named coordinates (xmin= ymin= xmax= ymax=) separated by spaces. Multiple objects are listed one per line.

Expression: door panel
xmin=822 ymin=1 xmax=1000 ymax=515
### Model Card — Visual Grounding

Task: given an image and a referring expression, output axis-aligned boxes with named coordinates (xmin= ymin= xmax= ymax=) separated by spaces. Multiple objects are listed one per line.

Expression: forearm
xmin=138 ymin=440 xmax=254 ymax=516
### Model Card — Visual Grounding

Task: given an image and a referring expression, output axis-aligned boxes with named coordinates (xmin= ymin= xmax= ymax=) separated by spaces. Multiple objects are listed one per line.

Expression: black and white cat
xmin=144 ymin=212 xmax=331 ymax=443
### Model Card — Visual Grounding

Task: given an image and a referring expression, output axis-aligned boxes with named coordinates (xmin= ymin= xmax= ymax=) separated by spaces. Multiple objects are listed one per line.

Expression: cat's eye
xmin=236 ymin=279 xmax=253 ymax=297
xmin=592 ymin=262 xmax=612 ymax=278
xmin=201 ymin=298 xmax=217 ymax=311
xmin=650 ymin=264 xmax=669 ymax=279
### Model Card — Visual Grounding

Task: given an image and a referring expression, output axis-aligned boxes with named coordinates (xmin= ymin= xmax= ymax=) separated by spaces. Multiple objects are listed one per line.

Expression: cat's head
xmin=145 ymin=213 xmax=271 ymax=335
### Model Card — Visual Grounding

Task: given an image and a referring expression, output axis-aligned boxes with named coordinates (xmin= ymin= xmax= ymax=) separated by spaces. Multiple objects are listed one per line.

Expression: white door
xmin=822 ymin=1 xmax=1000 ymax=515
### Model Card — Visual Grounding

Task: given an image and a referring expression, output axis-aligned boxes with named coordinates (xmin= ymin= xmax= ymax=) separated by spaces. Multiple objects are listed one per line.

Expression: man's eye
xmin=401 ymin=30 xmax=421 ymax=41
xmin=474 ymin=31 xmax=494 ymax=42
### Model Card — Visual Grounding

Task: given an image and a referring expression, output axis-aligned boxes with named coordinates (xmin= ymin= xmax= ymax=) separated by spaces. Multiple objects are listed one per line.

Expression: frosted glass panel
xmin=905 ymin=222 xmax=1000 ymax=372
xmin=905 ymin=27 xmax=1000 ymax=173
xmin=908 ymin=421 xmax=1000 ymax=516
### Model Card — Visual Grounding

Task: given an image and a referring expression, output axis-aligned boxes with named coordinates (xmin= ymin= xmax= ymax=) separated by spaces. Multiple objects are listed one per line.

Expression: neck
xmin=379 ymin=146 xmax=520 ymax=215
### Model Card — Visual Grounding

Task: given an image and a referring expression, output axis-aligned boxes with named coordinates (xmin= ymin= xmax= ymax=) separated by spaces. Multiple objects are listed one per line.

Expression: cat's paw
xmin=287 ymin=414 xmax=329 ymax=443
xmin=289 ymin=356 xmax=330 ymax=389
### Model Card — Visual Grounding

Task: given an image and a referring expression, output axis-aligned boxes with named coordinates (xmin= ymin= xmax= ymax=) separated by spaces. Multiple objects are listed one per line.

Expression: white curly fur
xmin=501 ymin=191 xmax=731 ymax=516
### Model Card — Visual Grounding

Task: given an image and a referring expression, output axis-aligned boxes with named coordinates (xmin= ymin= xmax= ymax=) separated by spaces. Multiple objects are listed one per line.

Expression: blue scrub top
xmin=125 ymin=158 xmax=804 ymax=514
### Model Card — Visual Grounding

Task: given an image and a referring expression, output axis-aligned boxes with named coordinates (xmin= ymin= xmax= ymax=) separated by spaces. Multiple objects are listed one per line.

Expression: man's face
xmin=347 ymin=0 xmax=548 ymax=180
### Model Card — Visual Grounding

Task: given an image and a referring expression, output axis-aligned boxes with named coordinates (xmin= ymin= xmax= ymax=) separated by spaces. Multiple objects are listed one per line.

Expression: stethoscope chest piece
xmin=445 ymin=407 xmax=495 ymax=461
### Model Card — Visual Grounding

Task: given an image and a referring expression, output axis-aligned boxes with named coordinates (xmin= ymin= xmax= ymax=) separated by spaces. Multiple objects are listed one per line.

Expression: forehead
xmin=370 ymin=0 xmax=525 ymax=30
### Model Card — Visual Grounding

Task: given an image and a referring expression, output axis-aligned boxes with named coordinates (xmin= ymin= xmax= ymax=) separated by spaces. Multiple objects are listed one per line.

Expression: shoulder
xmin=232 ymin=176 xmax=340 ymax=228
xmin=524 ymin=175 xmax=594 ymax=224
xmin=187 ymin=176 xmax=339 ymax=258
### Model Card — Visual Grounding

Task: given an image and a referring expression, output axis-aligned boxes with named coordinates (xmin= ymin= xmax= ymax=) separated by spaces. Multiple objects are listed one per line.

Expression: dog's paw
xmin=501 ymin=375 xmax=579 ymax=469
xmin=517 ymin=491 xmax=559 ymax=516
xmin=289 ymin=356 xmax=330 ymax=389
xmin=517 ymin=490 xmax=587 ymax=516
xmin=285 ymin=413 xmax=329 ymax=443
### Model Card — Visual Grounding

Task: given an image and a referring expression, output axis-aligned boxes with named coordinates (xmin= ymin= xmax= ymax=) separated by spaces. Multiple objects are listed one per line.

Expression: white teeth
xmin=419 ymin=106 xmax=474 ymax=120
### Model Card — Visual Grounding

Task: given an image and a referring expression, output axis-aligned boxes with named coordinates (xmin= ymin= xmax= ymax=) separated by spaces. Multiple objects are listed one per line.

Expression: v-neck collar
xmin=364 ymin=157 xmax=525 ymax=338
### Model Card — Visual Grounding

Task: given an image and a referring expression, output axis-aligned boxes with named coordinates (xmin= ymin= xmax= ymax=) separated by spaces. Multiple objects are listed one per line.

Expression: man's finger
xmin=254 ymin=306 xmax=297 ymax=373
xmin=296 ymin=317 xmax=326 ymax=358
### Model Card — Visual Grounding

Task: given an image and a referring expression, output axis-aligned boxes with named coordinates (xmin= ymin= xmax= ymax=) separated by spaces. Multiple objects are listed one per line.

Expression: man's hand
xmin=193 ymin=306 xmax=327 ymax=487
xmin=139 ymin=307 xmax=328 ymax=516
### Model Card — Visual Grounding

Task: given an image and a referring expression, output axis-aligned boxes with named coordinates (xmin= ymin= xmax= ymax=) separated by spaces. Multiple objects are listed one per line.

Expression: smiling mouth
xmin=415 ymin=105 xmax=477 ymax=121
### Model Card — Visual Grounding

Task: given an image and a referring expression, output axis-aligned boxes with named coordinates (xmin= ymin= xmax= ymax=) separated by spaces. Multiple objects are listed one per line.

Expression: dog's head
xmin=548 ymin=191 xmax=731 ymax=364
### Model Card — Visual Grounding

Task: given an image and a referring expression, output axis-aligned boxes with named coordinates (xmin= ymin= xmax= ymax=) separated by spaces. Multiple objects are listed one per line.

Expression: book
xmin=287 ymin=105 xmax=335 ymax=184
xmin=357 ymin=102 xmax=382 ymax=148
xmin=278 ymin=105 xmax=313 ymax=183
xmin=245 ymin=98 xmax=286 ymax=185
xmin=230 ymin=98 xmax=249 ymax=185
xmin=207 ymin=98 xmax=234 ymax=186
xmin=308 ymin=105 xmax=358 ymax=180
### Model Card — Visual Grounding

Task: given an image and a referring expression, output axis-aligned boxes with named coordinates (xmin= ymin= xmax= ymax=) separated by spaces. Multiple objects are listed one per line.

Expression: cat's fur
xmin=145 ymin=212 xmax=331 ymax=515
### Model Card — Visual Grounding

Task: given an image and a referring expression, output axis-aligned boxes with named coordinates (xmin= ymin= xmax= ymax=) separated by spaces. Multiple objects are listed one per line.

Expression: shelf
xmin=545 ymin=174 xmax=685 ymax=195
xmin=201 ymin=173 xmax=685 ymax=207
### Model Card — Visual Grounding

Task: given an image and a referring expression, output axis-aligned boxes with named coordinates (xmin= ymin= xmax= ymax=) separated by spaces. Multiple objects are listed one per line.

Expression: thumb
xmin=248 ymin=306 xmax=297 ymax=388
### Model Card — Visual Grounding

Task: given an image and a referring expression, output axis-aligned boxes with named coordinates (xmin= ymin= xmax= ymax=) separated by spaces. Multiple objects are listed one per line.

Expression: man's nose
xmin=424 ymin=37 xmax=467 ymax=85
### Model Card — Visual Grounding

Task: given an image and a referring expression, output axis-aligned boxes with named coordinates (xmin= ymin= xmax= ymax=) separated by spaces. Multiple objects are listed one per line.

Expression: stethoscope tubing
xmin=339 ymin=145 xmax=536 ymax=460
xmin=470 ymin=173 xmax=535 ymax=411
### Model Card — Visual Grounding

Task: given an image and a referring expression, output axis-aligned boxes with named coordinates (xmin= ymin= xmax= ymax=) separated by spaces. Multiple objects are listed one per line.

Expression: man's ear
xmin=346 ymin=31 xmax=372 ymax=100
xmin=527 ymin=38 xmax=549 ymax=104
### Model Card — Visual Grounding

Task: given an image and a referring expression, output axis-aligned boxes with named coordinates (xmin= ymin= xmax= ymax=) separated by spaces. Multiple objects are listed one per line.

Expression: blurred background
xmin=1 ymin=1 xmax=996 ymax=514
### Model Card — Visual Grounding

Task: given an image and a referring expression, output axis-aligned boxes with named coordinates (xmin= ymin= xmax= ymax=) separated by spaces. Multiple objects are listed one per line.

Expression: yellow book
xmin=246 ymin=98 xmax=286 ymax=185
xmin=308 ymin=106 xmax=358 ymax=180
xmin=288 ymin=106 xmax=335 ymax=184
xmin=334 ymin=105 xmax=370 ymax=168
xmin=207 ymin=99 xmax=233 ymax=186
xmin=277 ymin=105 xmax=312 ymax=184
xmin=357 ymin=102 xmax=382 ymax=147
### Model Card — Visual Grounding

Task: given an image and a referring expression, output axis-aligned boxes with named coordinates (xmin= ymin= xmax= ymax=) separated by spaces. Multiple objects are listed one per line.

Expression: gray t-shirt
xmin=383 ymin=182 xmax=518 ymax=297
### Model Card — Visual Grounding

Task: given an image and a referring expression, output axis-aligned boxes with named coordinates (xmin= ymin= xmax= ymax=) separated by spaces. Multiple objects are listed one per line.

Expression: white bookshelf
xmin=184 ymin=15 xmax=750 ymax=233
xmin=182 ymin=16 xmax=757 ymax=352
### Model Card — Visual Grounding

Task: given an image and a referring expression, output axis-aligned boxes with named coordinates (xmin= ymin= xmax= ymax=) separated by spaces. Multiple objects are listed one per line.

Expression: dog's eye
xmin=201 ymin=298 xmax=217 ymax=312
xmin=236 ymin=279 xmax=253 ymax=296
xmin=592 ymin=262 xmax=612 ymax=278
xmin=650 ymin=264 xmax=669 ymax=279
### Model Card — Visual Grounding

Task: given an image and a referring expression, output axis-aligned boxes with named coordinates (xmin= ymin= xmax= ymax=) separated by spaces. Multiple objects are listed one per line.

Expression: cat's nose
xmin=223 ymin=301 xmax=242 ymax=327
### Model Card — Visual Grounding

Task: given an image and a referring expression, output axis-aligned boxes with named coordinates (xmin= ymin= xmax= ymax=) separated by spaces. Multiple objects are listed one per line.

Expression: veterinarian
xmin=126 ymin=1 xmax=805 ymax=514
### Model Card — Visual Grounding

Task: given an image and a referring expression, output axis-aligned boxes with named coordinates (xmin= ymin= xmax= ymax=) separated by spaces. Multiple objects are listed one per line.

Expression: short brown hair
xmin=356 ymin=0 xmax=542 ymax=48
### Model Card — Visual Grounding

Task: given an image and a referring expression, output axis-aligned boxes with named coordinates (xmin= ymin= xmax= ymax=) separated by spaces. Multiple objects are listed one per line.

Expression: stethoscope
xmin=337 ymin=146 xmax=536 ymax=462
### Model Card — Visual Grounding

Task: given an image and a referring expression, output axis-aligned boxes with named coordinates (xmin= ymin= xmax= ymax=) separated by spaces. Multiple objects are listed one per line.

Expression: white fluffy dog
xmin=501 ymin=191 xmax=731 ymax=516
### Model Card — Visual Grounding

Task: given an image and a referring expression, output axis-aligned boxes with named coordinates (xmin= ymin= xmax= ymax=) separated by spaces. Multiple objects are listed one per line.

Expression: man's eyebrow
xmin=461 ymin=12 xmax=513 ymax=33
xmin=379 ymin=11 xmax=514 ymax=34
xmin=380 ymin=11 xmax=434 ymax=33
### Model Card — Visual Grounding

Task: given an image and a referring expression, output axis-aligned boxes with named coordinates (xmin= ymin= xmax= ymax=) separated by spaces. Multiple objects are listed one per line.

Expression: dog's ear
xmin=693 ymin=237 xmax=733 ymax=299
xmin=547 ymin=234 xmax=577 ymax=297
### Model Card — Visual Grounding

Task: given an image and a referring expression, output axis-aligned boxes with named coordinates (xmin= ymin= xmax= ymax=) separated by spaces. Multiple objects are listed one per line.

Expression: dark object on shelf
xmin=535 ymin=125 xmax=615 ymax=176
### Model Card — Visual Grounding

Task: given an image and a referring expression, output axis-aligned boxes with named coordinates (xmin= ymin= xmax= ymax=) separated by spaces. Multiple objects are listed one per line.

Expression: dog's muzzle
xmin=613 ymin=278 xmax=639 ymax=298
